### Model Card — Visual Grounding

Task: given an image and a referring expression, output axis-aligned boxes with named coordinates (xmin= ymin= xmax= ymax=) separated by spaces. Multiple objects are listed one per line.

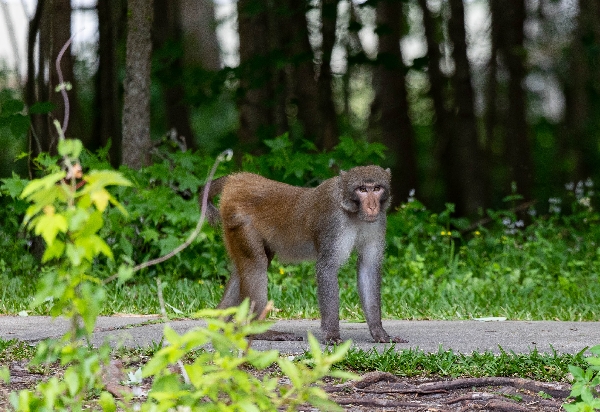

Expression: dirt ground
xmin=1 ymin=359 xmax=573 ymax=411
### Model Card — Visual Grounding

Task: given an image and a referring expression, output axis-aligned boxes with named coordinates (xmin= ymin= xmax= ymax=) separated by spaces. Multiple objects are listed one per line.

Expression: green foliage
xmin=142 ymin=300 xmax=354 ymax=412
xmin=0 ymin=89 xmax=29 ymax=178
xmin=242 ymin=133 xmax=387 ymax=185
xmin=564 ymin=345 xmax=600 ymax=411
xmin=10 ymin=136 xmax=132 ymax=411
xmin=8 ymin=139 xmax=350 ymax=411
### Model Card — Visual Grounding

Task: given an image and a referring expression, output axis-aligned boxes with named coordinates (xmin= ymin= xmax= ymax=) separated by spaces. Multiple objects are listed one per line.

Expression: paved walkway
xmin=1 ymin=316 xmax=598 ymax=354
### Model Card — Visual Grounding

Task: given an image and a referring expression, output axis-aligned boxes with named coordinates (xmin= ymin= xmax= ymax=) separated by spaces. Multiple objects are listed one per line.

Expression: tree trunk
xmin=562 ymin=0 xmax=600 ymax=182
xmin=26 ymin=0 xmax=47 ymax=176
xmin=48 ymin=0 xmax=84 ymax=147
xmin=496 ymin=0 xmax=532 ymax=199
xmin=94 ymin=0 xmax=125 ymax=166
xmin=417 ymin=0 xmax=450 ymax=205
xmin=369 ymin=0 xmax=417 ymax=206
xmin=122 ymin=0 xmax=154 ymax=169
xmin=236 ymin=0 xmax=277 ymax=153
xmin=278 ymin=0 xmax=320 ymax=142
xmin=179 ymin=0 xmax=220 ymax=71
xmin=153 ymin=0 xmax=197 ymax=151
xmin=444 ymin=0 xmax=487 ymax=216
xmin=317 ymin=0 xmax=340 ymax=150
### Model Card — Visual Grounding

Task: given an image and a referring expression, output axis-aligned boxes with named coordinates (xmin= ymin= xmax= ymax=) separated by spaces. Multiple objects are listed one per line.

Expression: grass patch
xmin=313 ymin=345 xmax=589 ymax=382
xmin=0 ymin=336 xmax=586 ymax=383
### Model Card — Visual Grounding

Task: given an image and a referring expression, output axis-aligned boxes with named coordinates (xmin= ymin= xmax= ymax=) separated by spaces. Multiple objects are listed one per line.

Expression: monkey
xmin=200 ymin=165 xmax=407 ymax=344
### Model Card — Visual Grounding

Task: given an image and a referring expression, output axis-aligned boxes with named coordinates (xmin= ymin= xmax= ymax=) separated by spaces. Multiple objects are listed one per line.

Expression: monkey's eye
xmin=358 ymin=186 xmax=368 ymax=193
xmin=374 ymin=186 xmax=381 ymax=192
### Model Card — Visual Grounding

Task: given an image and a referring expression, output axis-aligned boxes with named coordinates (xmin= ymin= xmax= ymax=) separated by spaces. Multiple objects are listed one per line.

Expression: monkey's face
xmin=355 ymin=183 xmax=388 ymax=222
xmin=340 ymin=166 xmax=391 ymax=222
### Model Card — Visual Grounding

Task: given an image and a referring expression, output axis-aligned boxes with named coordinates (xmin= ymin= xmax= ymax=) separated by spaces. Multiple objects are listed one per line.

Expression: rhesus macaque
xmin=200 ymin=165 xmax=407 ymax=343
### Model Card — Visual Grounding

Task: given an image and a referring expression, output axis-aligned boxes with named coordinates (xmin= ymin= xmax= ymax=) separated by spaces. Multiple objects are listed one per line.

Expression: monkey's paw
xmin=375 ymin=335 xmax=408 ymax=344
xmin=322 ymin=335 xmax=344 ymax=345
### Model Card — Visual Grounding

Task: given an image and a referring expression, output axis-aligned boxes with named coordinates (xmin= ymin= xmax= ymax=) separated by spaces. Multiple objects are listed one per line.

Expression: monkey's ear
xmin=341 ymin=199 xmax=359 ymax=213
xmin=385 ymin=168 xmax=391 ymax=175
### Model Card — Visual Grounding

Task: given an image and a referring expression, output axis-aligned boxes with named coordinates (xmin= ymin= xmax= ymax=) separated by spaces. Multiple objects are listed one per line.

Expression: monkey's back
xmin=218 ymin=173 xmax=329 ymax=262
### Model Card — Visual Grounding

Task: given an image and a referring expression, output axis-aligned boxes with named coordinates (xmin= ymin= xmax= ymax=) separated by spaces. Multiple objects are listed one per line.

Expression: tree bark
xmin=369 ymin=0 xmax=418 ymax=206
xmin=444 ymin=0 xmax=487 ymax=216
xmin=180 ymin=0 xmax=220 ymax=71
xmin=153 ymin=0 xmax=197 ymax=151
xmin=94 ymin=0 xmax=125 ymax=166
xmin=496 ymin=0 xmax=532 ymax=199
xmin=48 ymin=0 xmax=84 ymax=147
xmin=417 ymin=0 xmax=449 ymax=205
xmin=562 ymin=0 xmax=600 ymax=182
xmin=26 ymin=0 xmax=47 ymax=176
xmin=236 ymin=0 xmax=277 ymax=153
xmin=317 ymin=0 xmax=340 ymax=150
xmin=122 ymin=0 xmax=154 ymax=169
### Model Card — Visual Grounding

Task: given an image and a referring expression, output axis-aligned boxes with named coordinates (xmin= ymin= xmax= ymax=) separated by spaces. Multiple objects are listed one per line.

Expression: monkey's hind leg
xmin=224 ymin=223 xmax=303 ymax=341
xmin=217 ymin=267 xmax=242 ymax=309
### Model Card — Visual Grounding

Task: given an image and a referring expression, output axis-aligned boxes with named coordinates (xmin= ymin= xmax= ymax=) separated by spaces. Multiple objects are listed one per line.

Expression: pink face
xmin=356 ymin=183 xmax=384 ymax=221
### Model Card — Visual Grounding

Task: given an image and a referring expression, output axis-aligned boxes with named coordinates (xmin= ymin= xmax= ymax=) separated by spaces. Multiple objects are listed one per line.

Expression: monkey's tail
xmin=199 ymin=176 xmax=226 ymax=227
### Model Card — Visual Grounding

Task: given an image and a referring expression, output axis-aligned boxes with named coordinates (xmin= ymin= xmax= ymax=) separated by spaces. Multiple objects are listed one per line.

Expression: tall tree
xmin=94 ymin=0 xmax=125 ymax=167
xmin=280 ymin=0 xmax=339 ymax=150
xmin=236 ymin=0 xmax=277 ymax=154
xmin=316 ymin=0 xmax=340 ymax=150
xmin=443 ymin=0 xmax=488 ymax=215
xmin=417 ymin=0 xmax=450 ymax=207
xmin=369 ymin=0 xmax=418 ymax=206
xmin=153 ymin=0 xmax=197 ymax=151
xmin=122 ymin=0 xmax=154 ymax=169
xmin=48 ymin=0 xmax=84 ymax=145
xmin=26 ymin=0 xmax=48 ymax=174
xmin=179 ymin=0 xmax=220 ymax=71
xmin=562 ymin=0 xmax=600 ymax=183
xmin=25 ymin=0 xmax=83 ymax=169
xmin=489 ymin=0 xmax=532 ymax=199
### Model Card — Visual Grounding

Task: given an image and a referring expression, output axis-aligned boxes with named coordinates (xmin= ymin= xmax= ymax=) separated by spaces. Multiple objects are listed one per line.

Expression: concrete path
xmin=1 ymin=315 xmax=598 ymax=355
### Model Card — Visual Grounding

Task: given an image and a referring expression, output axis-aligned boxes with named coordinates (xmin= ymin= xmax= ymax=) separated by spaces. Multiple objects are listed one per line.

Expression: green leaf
xmin=98 ymin=391 xmax=116 ymax=412
xmin=34 ymin=211 xmax=68 ymax=246
xmin=246 ymin=349 xmax=279 ymax=369
xmin=1 ymin=98 xmax=24 ymax=114
xmin=42 ymin=239 xmax=65 ymax=262
xmin=64 ymin=367 xmax=80 ymax=396
xmin=29 ymin=101 xmax=55 ymax=114
xmin=306 ymin=389 xmax=344 ymax=412
xmin=0 ymin=367 xmax=9 ymax=384
xmin=65 ymin=242 xmax=85 ymax=266
xmin=58 ymin=139 xmax=83 ymax=159
xmin=278 ymin=358 xmax=302 ymax=387
xmin=0 ymin=174 xmax=27 ymax=198
xmin=20 ymin=172 xmax=66 ymax=199
xmin=116 ymin=264 xmax=134 ymax=285
xmin=569 ymin=365 xmax=586 ymax=381
xmin=10 ymin=114 xmax=30 ymax=137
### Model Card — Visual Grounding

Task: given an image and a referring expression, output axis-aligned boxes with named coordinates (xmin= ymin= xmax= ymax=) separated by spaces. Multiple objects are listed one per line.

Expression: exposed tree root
xmin=323 ymin=371 xmax=570 ymax=411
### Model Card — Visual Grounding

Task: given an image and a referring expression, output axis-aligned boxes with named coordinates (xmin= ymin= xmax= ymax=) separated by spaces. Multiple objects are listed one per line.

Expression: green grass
xmin=0 ymin=336 xmax=587 ymax=383
xmin=326 ymin=345 xmax=588 ymax=382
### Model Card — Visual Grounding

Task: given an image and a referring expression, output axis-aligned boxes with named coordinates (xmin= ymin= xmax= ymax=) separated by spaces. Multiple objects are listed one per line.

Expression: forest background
xmin=1 ymin=0 xmax=600 ymax=317
xmin=1 ymin=0 xmax=597 ymax=216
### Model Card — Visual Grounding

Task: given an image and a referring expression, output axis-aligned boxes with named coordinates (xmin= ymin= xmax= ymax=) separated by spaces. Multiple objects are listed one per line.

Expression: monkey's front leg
xmin=357 ymin=245 xmax=408 ymax=344
xmin=315 ymin=254 xmax=343 ymax=344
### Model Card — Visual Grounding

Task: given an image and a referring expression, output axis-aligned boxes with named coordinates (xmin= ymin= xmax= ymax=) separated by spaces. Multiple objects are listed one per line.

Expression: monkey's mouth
xmin=363 ymin=215 xmax=378 ymax=222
